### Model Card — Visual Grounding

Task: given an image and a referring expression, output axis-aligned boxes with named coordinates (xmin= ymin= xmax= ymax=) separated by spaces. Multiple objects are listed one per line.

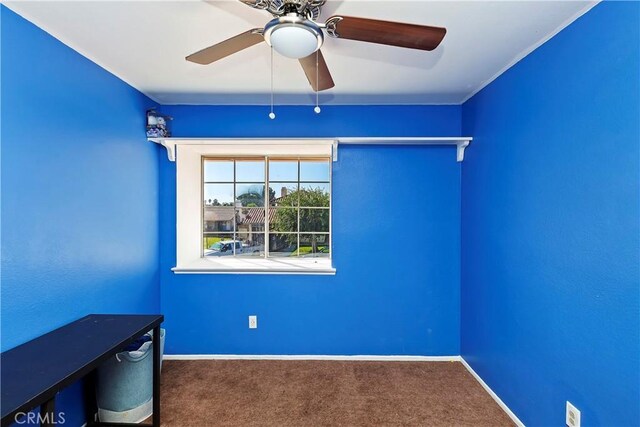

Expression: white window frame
xmin=173 ymin=140 xmax=336 ymax=275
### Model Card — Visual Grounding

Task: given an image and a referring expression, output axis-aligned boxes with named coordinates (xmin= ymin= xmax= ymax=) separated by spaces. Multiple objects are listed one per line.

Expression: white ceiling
xmin=5 ymin=0 xmax=597 ymax=105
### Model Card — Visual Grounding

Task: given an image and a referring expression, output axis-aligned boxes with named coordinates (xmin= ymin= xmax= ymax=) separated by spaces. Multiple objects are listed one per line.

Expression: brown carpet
xmin=158 ymin=360 xmax=513 ymax=427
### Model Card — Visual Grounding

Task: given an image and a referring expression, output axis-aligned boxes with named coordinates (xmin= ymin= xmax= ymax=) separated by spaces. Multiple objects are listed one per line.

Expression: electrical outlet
xmin=566 ymin=401 xmax=580 ymax=427
xmin=248 ymin=315 xmax=257 ymax=329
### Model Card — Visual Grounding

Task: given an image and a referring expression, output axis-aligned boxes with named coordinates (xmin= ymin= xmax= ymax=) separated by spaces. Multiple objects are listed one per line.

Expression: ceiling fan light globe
xmin=270 ymin=26 xmax=319 ymax=58
xmin=263 ymin=15 xmax=324 ymax=59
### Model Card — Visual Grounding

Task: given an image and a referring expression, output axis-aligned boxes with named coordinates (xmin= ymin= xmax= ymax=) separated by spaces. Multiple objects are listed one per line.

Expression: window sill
xmin=172 ymin=257 xmax=336 ymax=275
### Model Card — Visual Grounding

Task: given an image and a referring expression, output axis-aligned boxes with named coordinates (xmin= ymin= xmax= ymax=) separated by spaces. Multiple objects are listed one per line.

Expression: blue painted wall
xmin=5 ymin=1 xmax=639 ymax=425
xmin=158 ymin=104 xmax=463 ymax=355
xmin=460 ymin=2 xmax=640 ymax=426
xmin=1 ymin=6 xmax=160 ymax=425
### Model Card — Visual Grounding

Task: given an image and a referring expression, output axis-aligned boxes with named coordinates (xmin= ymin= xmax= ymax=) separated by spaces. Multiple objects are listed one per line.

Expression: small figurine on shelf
xmin=146 ymin=109 xmax=172 ymax=138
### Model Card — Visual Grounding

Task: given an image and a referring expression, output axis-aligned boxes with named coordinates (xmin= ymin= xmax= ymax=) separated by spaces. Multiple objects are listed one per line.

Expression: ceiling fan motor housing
xmin=284 ymin=0 xmax=323 ymax=19
xmin=240 ymin=0 xmax=324 ymax=19
xmin=283 ymin=0 xmax=303 ymax=13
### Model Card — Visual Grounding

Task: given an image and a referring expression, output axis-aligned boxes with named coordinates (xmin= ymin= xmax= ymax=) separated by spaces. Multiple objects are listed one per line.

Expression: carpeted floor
xmin=158 ymin=360 xmax=513 ymax=426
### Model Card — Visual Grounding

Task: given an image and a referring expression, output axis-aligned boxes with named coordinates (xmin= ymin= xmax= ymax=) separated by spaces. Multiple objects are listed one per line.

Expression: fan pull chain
xmin=269 ymin=46 xmax=276 ymax=120
xmin=314 ymin=50 xmax=321 ymax=114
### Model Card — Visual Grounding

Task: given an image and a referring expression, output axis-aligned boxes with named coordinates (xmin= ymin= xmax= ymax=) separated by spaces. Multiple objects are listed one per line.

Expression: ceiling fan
xmin=186 ymin=0 xmax=447 ymax=92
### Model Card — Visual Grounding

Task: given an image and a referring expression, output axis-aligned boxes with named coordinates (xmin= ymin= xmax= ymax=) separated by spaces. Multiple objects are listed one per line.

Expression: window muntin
xmin=203 ymin=157 xmax=331 ymax=260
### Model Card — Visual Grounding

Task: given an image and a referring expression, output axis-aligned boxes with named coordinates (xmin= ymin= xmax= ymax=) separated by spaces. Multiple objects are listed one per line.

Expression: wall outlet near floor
xmin=248 ymin=315 xmax=257 ymax=329
xmin=566 ymin=401 xmax=581 ymax=427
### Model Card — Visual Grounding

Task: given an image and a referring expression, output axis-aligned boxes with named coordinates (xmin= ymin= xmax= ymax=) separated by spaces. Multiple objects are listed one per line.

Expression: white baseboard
xmin=460 ymin=358 xmax=525 ymax=427
xmin=164 ymin=354 xmax=461 ymax=362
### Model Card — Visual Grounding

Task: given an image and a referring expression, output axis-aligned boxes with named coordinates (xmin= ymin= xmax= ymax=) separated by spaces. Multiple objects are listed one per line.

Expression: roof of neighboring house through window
xmin=203 ymin=206 xmax=276 ymax=225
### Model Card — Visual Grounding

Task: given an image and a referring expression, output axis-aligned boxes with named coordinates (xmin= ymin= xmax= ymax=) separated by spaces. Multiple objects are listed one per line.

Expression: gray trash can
xmin=96 ymin=328 xmax=165 ymax=423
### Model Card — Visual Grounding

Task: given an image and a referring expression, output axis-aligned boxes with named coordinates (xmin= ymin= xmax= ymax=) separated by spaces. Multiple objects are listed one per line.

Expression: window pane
xmin=300 ymin=208 xmax=329 ymax=232
xmin=204 ymin=184 xmax=234 ymax=206
xmin=269 ymin=160 xmax=298 ymax=181
xmin=236 ymin=207 xmax=266 ymax=233
xmin=203 ymin=233 xmax=235 ymax=256
xmin=269 ymin=208 xmax=298 ymax=232
xmin=202 ymin=156 xmax=330 ymax=261
xmin=300 ymin=160 xmax=330 ymax=182
xmin=236 ymin=184 xmax=265 ymax=207
xmin=236 ymin=160 xmax=265 ymax=183
xmin=269 ymin=233 xmax=298 ymax=257
xmin=204 ymin=160 xmax=233 ymax=182
xmin=269 ymin=183 xmax=298 ymax=207
xmin=299 ymin=183 xmax=330 ymax=207
xmin=203 ymin=207 xmax=235 ymax=232
xmin=234 ymin=231 xmax=265 ymax=257
xmin=299 ymin=234 xmax=330 ymax=258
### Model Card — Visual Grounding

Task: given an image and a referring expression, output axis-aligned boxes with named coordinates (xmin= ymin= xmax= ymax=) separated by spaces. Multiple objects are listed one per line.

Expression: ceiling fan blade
xmin=326 ymin=16 xmax=446 ymax=51
xmin=299 ymin=50 xmax=335 ymax=91
xmin=186 ymin=29 xmax=264 ymax=65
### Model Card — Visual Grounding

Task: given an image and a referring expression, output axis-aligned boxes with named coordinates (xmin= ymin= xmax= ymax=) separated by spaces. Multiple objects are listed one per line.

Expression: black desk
xmin=1 ymin=314 xmax=164 ymax=427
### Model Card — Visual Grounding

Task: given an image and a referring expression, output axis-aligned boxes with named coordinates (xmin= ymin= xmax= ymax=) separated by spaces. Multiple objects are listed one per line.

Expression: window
xmin=203 ymin=158 xmax=331 ymax=260
xmin=174 ymin=140 xmax=335 ymax=274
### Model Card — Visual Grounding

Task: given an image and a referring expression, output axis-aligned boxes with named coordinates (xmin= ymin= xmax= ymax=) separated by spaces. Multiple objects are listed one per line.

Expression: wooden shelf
xmin=148 ymin=137 xmax=473 ymax=163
